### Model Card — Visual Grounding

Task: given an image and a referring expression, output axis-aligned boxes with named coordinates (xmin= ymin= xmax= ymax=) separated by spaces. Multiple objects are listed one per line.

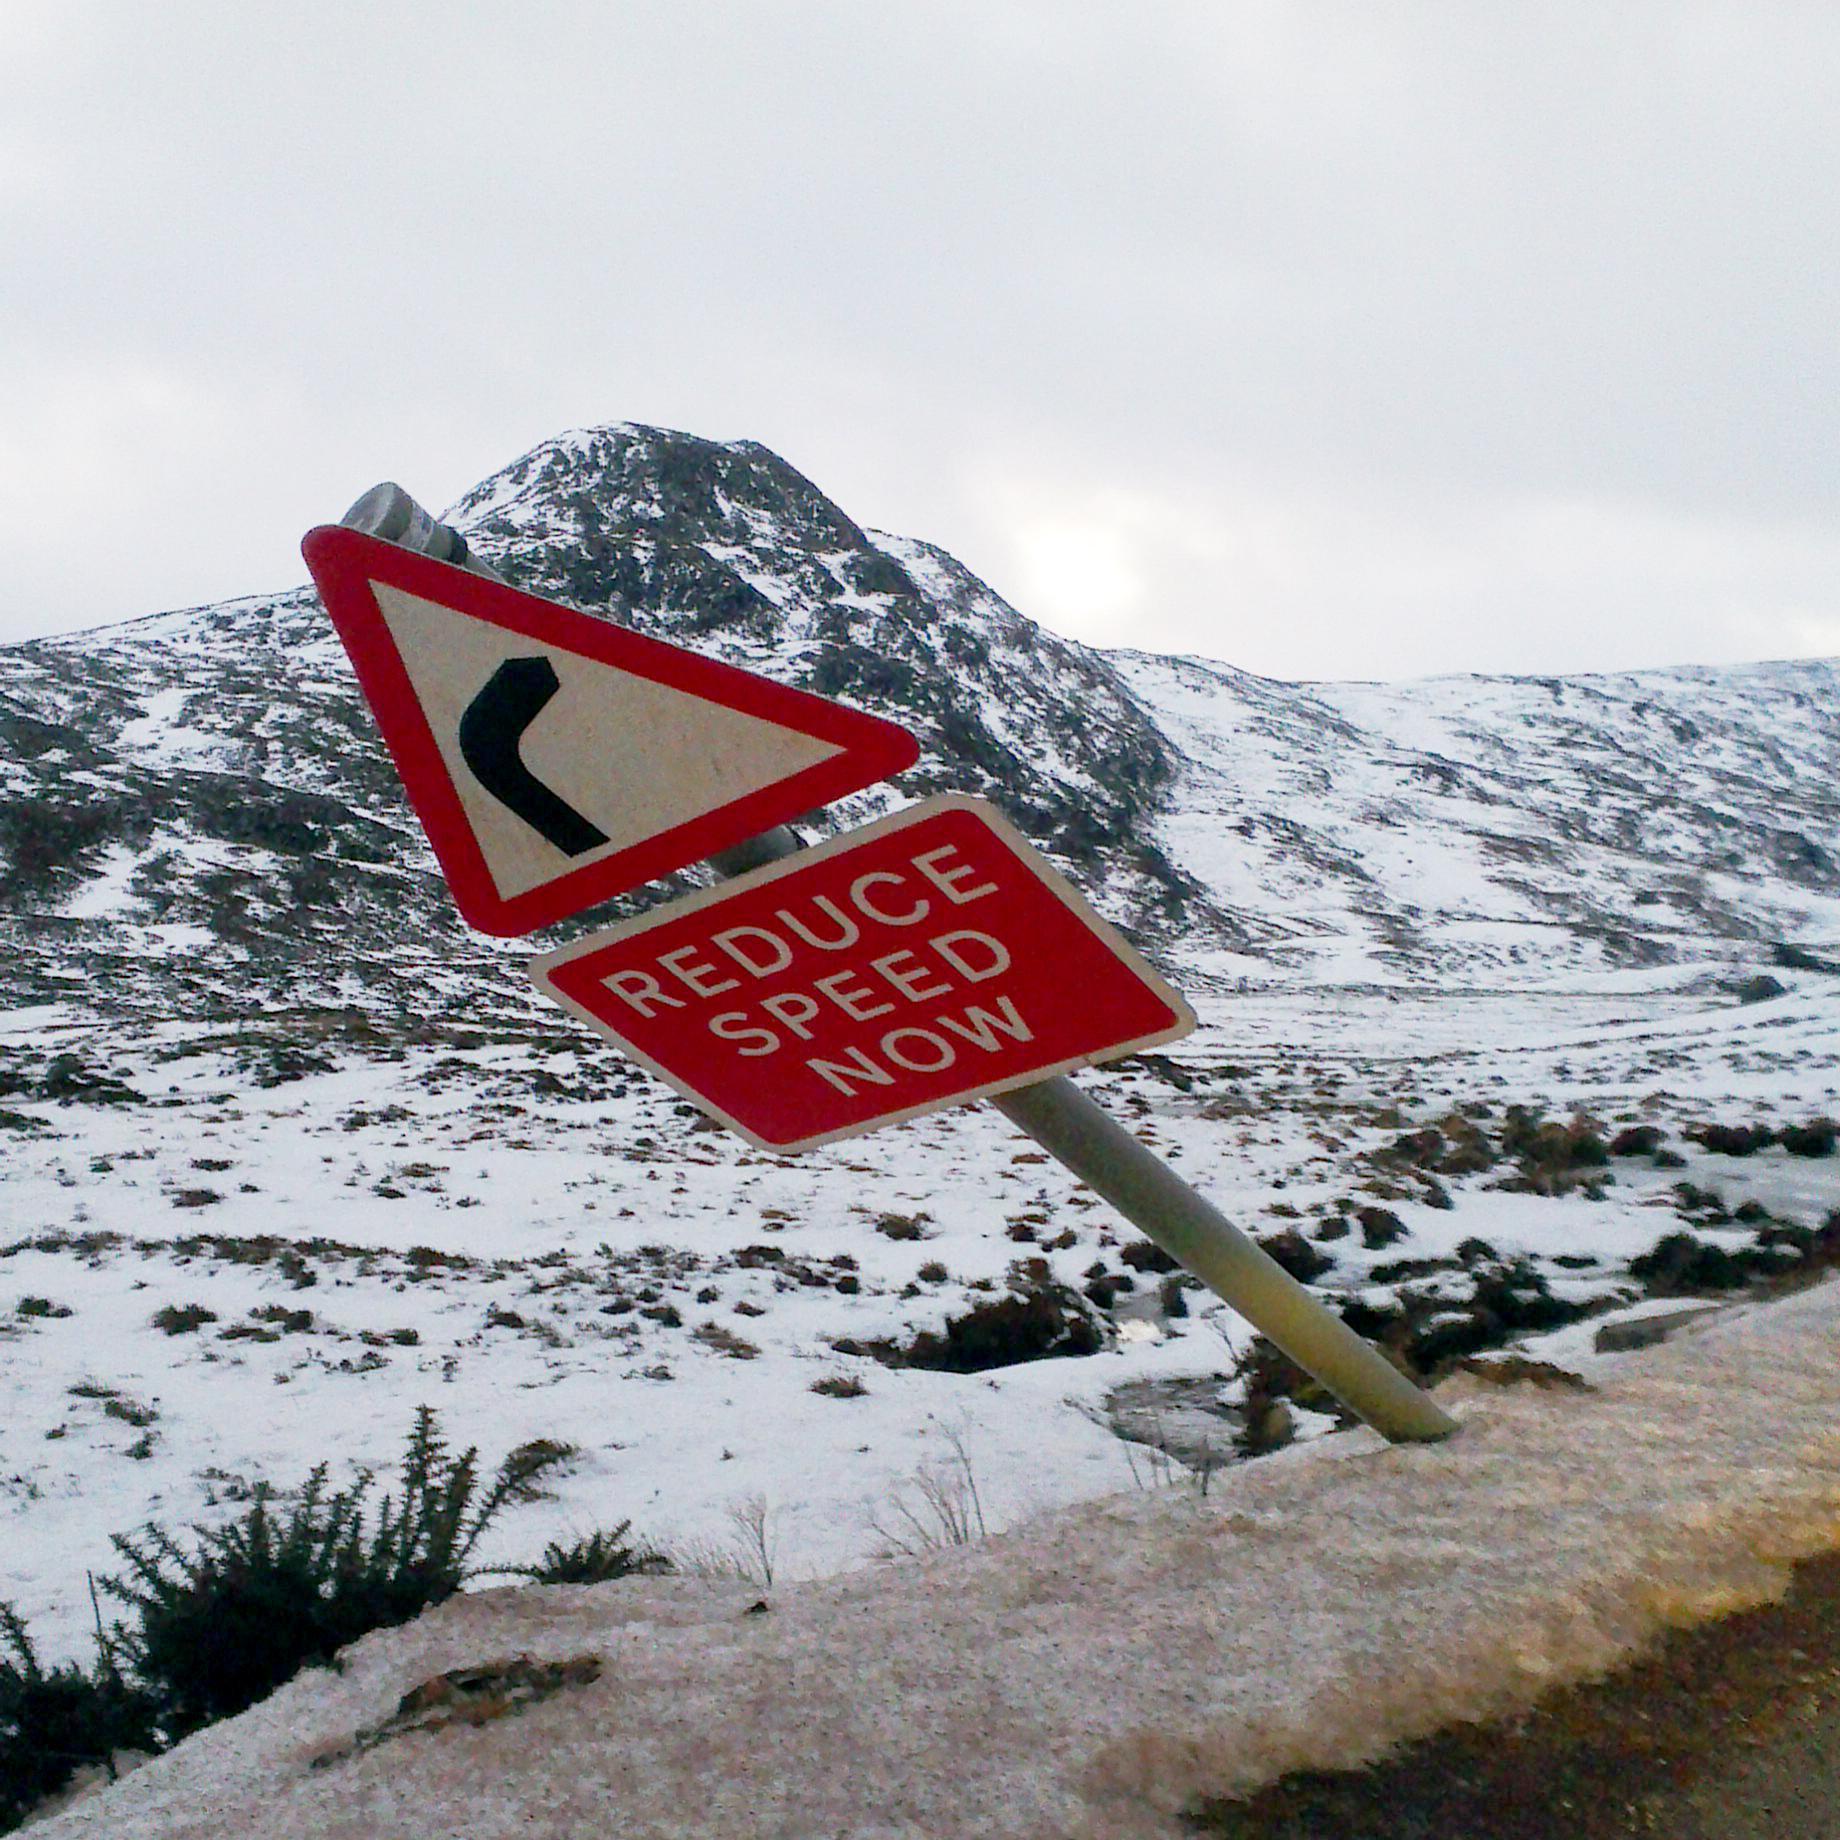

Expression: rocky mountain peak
xmin=440 ymin=424 xmax=1195 ymax=930
xmin=0 ymin=427 xmax=1203 ymax=1033
xmin=448 ymin=423 xmax=877 ymax=563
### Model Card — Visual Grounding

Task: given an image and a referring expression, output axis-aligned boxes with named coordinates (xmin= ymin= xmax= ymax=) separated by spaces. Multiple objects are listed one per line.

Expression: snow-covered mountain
xmin=2 ymin=422 xmax=1836 ymax=1036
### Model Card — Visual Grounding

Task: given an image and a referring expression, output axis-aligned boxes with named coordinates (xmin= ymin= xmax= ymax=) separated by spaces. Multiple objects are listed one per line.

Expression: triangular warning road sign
xmin=302 ymin=526 xmax=920 ymax=935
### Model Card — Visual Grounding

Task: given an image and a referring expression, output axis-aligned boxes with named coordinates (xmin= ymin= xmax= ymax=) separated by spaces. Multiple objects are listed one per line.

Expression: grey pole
xmin=993 ymin=1078 xmax=1457 ymax=1440
xmin=338 ymin=484 xmax=1458 ymax=1445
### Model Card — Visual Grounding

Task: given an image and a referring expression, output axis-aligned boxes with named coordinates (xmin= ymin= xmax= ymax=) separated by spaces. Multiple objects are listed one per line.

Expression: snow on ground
xmin=30 ymin=1273 xmax=1840 ymax=1840
xmin=5 ymin=978 xmax=1837 ymax=1670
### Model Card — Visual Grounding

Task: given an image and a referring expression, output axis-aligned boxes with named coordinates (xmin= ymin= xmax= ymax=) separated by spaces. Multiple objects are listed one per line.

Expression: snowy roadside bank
xmin=33 ymin=1275 xmax=1840 ymax=1840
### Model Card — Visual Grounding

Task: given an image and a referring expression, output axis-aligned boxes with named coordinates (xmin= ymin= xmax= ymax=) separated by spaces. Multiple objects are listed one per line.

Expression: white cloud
xmin=950 ymin=445 xmax=1840 ymax=678
xmin=0 ymin=3 xmax=1834 ymax=675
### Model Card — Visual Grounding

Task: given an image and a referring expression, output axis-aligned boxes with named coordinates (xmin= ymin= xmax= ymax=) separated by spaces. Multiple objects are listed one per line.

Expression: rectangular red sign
xmin=531 ymin=795 xmax=1196 ymax=1152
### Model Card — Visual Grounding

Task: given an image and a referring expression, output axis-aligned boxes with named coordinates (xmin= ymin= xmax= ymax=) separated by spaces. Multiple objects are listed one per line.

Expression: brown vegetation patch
xmin=314 ymin=1655 xmax=603 ymax=1767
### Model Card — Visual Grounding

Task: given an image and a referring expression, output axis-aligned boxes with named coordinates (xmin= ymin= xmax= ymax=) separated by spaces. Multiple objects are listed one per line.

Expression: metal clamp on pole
xmin=341 ymin=483 xmax=1458 ymax=1447
xmin=340 ymin=482 xmax=504 ymax=581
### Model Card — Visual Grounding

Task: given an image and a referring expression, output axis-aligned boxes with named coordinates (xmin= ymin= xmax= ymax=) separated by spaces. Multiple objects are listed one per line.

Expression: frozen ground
xmin=27 ymin=1265 xmax=1840 ymax=1840
xmin=5 ymin=975 xmax=1836 ymax=1663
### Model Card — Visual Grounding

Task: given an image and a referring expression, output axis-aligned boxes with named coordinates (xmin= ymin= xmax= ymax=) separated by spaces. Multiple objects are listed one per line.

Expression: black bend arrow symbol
xmin=457 ymin=656 xmax=610 ymax=857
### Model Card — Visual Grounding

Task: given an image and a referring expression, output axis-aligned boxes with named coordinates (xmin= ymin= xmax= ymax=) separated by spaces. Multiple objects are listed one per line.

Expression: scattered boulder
xmin=1119 ymin=1238 xmax=1179 ymax=1274
xmin=1686 ymin=1122 xmax=1776 ymax=1157
xmin=1608 ymin=1125 xmax=1665 ymax=1157
xmin=1494 ymin=1108 xmax=1611 ymax=1195
xmin=1628 ymin=1231 xmax=1796 ymax=1293
xmin=1355 ymin=1205 xmax=1406 ymax=1250
xmin=1733 ymin=973 xmax=1789 ymax=1004
xmin=1780 ymin=1118 xmax=1837 ymax=1158
xmin=1594 ymin=1305 xmax=1723 ymax=1354
xmin=1255 ymin=1229 xmax=1335 ymax=1282
xmin=896 ymin=1266 xmax=1104 ymax=1374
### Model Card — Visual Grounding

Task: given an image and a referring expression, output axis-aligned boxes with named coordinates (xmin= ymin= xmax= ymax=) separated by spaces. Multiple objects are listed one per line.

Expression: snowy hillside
xmin=1117 ymin=647 xmax=1840 ymax=988
xmin=3 ymin=423 xmax=1838 ymax=1702
xmin=0 ymin=425 xmax=1200 ymax=1039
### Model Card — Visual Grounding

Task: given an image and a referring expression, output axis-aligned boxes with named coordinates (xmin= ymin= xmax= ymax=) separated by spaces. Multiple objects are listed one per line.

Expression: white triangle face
xmin=373 ymin=582 xmax=845 ymax=901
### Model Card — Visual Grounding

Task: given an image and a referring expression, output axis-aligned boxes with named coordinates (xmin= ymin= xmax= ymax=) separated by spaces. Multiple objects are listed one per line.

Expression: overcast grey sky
xmin=3 ymin=2 xmax=1835 ymax=679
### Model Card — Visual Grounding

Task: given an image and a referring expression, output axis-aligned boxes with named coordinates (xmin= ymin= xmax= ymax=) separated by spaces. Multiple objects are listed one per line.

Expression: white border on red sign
xmin=529 ymin=793 xmax=1198 ymax=1154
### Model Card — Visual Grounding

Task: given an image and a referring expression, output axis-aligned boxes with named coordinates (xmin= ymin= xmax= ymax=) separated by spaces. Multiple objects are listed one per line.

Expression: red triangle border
xmin=302 ymin=525 xmax=920 ymax=935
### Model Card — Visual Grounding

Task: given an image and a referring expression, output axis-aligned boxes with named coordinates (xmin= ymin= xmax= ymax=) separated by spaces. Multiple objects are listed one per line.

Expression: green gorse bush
xmin=0 ymin=1408 xmax=660 ymax=1832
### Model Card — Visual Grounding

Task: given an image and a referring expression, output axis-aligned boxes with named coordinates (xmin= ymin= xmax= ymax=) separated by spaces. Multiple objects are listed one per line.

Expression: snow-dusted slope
xmin=0 ymin=425 xmax=1212 ymax=1038
xmin=1114 ymin=648 xmax=1840 ymax=989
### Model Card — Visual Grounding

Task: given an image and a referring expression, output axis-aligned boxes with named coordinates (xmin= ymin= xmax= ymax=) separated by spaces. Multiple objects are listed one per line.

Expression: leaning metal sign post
xmin=306 ymin=487 xmax=1456 ymax=1445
